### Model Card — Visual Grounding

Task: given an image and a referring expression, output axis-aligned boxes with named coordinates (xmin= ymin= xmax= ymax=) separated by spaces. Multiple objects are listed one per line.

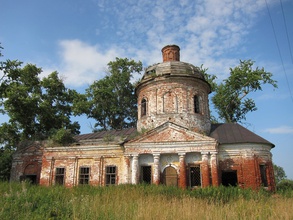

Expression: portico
xmin=125 ymin=121 xmax=218 ymax=188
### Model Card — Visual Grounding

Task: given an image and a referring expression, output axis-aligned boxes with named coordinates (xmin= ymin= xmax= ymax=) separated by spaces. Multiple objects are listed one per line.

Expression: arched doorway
xmin=163 ymin=166 xmax=178 ymax=186
xmin=21 ymin=164 xmax=38 ymax=184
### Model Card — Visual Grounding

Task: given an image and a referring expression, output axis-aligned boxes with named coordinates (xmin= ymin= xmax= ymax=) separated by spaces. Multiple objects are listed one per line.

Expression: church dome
xmin=136 ymin=45 xmax=211 ymax=134
xmin=140 ymin=45 xmax=207 ymax=85
xmin=142 ymin=61 xmax=206 ymax=82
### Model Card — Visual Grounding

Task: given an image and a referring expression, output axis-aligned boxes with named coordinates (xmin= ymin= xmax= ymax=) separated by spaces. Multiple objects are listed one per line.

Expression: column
xmin=201 ymin=152 xmax=210 ymax=187
xmin=153 ymin=154 xmax=160 ymax=185
xmin=178 ymin=153 xmax=187 ymax=189
xmin=211 ymin=153 xmax=219 ymax=186
xmin=131 ymin=154 xmax=139 ymax=184
xmin=124 ymin=155 xmax=131 ymax=184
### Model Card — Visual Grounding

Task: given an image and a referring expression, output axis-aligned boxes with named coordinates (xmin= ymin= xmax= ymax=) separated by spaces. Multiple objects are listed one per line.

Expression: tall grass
xmin=0 ymin=182 xmax=292 ymax=220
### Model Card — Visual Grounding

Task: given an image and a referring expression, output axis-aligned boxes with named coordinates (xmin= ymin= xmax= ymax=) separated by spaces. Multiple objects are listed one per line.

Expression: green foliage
xmin=200 ymin=64 xmax=217 ymax=92
xmin=49 ymin=128 xmax=75 ymax=146
xmin=0 ymin=148 xmax=13 ymax=181
xmin=277 ymin=179 xmax=293 ymax=192
xmin=0 ymin=61 xmax=80 ymax=142
xmin=74 ymin=57 xmax=142 ymax=131
xmin=0 ymin=62 xmax=42 ymax=139
xmin=0 ymin=46 xmax=80 ymax=178
xmin=211 ymin=60 xmax=277 ymax=123
xmin=38 ymin=72 xmax=80 ymax=137
xmin=1 ymin=182 xmax=292 ymax=220
xmin=273 ymin=164 xmax=287 ymax=184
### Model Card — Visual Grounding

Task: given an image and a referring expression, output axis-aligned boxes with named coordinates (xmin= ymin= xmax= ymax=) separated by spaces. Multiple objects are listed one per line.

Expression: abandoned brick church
xmin=10 ymin=45 xmax=276 ymax=191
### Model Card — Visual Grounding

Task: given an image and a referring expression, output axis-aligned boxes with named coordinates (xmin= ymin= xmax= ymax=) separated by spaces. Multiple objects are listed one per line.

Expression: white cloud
xmin=264 ymin=126 xmax=293 ymax=134
xmin=57 ymin=40 xmax=124 ymax=86
xmin=50 ymin=0 xmax=282 ymax=87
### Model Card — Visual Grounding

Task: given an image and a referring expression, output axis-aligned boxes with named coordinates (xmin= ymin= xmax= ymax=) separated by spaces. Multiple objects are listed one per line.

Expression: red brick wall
xmin=218 ymin=156 xmax=275 ymax=190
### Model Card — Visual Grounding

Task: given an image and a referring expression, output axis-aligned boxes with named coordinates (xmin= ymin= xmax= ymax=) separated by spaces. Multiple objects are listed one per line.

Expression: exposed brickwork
xmin=218 ymin=155 xmax=275 ymax=190
xmin=162 ymin=45 xmax=180 ymax=62
xmin=201 ymin=153 xmax=210 ymax=187
xmin=10 ymin=144 xmax=43 ymax=184
xmin=211 ymin=153 xmax=219 ymax=186
xmin=178 ymin=154 xmax=187 ymax=189
xmin=136 ymin=77 xmax=211 ymax=134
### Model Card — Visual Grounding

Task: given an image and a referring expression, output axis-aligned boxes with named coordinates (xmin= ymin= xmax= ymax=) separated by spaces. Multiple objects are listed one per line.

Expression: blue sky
xmin=0 ymin=0 xmax=292 ymax=179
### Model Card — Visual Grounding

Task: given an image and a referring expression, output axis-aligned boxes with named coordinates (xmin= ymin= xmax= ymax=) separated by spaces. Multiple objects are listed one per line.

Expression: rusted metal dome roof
xmin=142 ymin=61 xmax=205 ymax=81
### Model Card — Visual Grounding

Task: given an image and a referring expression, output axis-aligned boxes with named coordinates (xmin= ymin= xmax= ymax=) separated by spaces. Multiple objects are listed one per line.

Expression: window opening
xmin=189 ymin=166 xmax=201 ymax=187
xmin=79 ymin=167 xmax=90 ymax=185
xmin=222 ymin=170 xmax=238 ymax=186
xmin=259 ymin=165 xmax=268 ymax=187
xmin=55 ymin=168 xmax=65 ymax=185
xmin=141 ymin=98 xmax=147 ymax=117
xmin=106 ymin=166 xmax=117 ymax=186
xmin=141 ymin=166 xmax=152 ymax=184
xmin=194 ymin=95 xmax=200 ymax=113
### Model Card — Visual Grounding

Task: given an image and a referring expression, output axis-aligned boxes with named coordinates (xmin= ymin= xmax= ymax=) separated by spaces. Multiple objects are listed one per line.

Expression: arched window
xmin=194 ymin=95 xmax=200 ymax=113
xmin=141 ymin=98 xmax=147 ymax=117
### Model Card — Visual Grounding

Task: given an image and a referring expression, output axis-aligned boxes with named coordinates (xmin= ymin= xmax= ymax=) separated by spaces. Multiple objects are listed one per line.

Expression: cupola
xmin=136 ymin=45 xmax=211 ymax=134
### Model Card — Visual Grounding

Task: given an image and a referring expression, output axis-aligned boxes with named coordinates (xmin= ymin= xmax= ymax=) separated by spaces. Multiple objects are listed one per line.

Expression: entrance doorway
xmin=189 ymin=166 xmax=201 ymax=187
xmin=222 ymin=170 xmax=238 ymax=186
xmin=22 ymin=164 xmax=38 ymax=184
xmin=163 ymin=166 xmax=178 ymax=186
xmin=141 ymin=166 xmax=152 ymax=184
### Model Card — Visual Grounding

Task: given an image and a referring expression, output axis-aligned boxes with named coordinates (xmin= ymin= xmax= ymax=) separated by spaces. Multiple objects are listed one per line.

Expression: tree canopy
xmin=0 ymin=45 xmax=81 ymax=180
xmin=0 ymin=61 xmax=80 ymax=141
xmin=211 ymin=60 xmax=277 ymax=123
xmin=273 ymin=164 xmax=287 ymax=184
xmin=74 ymin=57 xmax=142 ymax=131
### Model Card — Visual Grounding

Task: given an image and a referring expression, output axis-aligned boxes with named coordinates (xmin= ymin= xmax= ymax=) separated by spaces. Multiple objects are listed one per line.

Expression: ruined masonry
xmin=10 ymin=45 xmax=276 ymax=191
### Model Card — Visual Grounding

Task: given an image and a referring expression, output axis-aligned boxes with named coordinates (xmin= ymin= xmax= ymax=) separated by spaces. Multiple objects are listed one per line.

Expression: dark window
xmin=106 ymin=166 xmax=116 ymax=186
xmin=79 ymin=167 xmax=90 ymax=185
xmin=222 ymin=171 xmax=238 ymax=186
xmin=194 ymin=95 xmax=200 ymax=113
xmin=55 ymin=168 xmax=65 ymax=185
xmin=141 ymin=166 xmax=152 ymax=184
xmin=260 ymin=165 xmax=268 ymax=187
xmin=141 ymin=98 xmax=147 ymax=116
xmin=189 ymin=166 xmax=201 ymax=187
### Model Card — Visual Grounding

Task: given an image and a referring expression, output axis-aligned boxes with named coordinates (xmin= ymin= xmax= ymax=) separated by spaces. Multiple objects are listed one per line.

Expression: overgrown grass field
xmin=1 ymin=182 xmax=293 ymax=220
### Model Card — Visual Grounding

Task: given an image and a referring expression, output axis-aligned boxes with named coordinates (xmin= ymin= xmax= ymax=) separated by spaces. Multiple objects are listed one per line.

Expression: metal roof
xmin=74 ymin=123 xmax=274 ymax=147
xmin=210 ymin=123 xmax=274 ymax=147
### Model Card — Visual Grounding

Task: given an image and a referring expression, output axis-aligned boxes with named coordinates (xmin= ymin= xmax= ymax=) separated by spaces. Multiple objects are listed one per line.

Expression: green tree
xmin=38 ymin=71 xmax=80 ymax=137
xmin=0 ymin=62 xmax=80 ymax=140
xmin=211 ymin=60 xmax=277 ymax=123
xmin=277 ymin=179 xmax=293 ymax=191
xmin=0 ymin=123 xmax=20 ymax=180
xmin=273 ymin=164 xmax=287 ymax=184
xmin=1 ymin=61 xmax=42 ymax=139
xmin=74 ymin=57 xmax=142 ymax=131
xmin=0 ymin=45 xmax=80 ymax=180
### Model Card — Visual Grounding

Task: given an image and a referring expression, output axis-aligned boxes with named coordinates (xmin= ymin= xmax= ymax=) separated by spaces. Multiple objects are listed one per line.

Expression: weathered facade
xmin=10 ymin=45 xmax=276 ymax=191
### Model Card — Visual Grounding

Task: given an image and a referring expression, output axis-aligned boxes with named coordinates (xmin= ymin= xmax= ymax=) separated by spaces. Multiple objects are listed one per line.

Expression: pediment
xmin=128 ymin=122 xmax=215 ymax=144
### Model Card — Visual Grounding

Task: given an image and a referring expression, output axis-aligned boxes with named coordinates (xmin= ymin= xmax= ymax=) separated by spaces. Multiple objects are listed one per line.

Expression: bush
xmin=277 ymin=179 xmax=293 ymax=191
xmin=50 ymin=128 xmax=75 ymax=146
xmin=0 ymin=148 xmax=13 ymax=181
